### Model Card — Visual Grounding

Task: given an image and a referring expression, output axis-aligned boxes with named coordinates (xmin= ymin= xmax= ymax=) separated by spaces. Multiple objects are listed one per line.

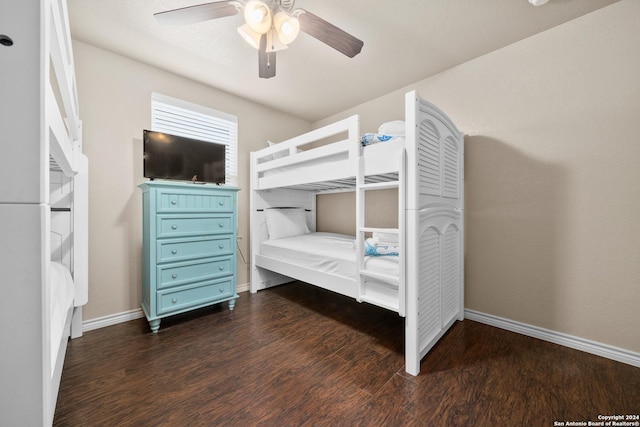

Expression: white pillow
xmin=264 ymin=208 xmax=310 ymax=239
xmin=378 ymin=120 xmax=405 ymax=136
xmin=372 ymin=231 xmax=399 ymax=245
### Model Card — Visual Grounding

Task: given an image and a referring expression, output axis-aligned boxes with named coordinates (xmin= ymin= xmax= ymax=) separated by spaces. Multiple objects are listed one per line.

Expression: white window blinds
xmin=151 ymin=93 xmax=238 ymax=184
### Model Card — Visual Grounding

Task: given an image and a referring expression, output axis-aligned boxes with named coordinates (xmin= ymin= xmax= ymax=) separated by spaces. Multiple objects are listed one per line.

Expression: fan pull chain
xmin=269 ymin=30 xmax=275 ymax=53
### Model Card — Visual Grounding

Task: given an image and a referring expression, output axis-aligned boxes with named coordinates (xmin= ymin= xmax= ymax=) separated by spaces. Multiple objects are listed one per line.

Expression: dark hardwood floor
xmin=54 ymin=282 xmax=640 ymax=426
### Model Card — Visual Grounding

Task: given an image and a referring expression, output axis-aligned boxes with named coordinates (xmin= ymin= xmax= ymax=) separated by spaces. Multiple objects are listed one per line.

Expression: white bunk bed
xmin=47 ymin=0 xmax=89 ymax=422
xmin=0 ymin=1 xmax=87 ymax=425
xmin=250 ymin=91 xmax=464 ymax=376
xmin=49 ymin=162 xmax=88 ymax=414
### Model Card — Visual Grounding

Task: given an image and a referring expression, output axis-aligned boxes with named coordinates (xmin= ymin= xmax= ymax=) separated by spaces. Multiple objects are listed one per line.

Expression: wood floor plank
xmin=54 ymin=282 xmax=640 ymax=426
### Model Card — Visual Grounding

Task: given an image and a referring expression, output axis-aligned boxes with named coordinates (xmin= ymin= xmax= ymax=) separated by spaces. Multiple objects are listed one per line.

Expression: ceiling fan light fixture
xmin=154 ymin=0 xmax=364 ymax=78
xmin=244 ymin=0 xmax=272 ymax=34
xmin=528 ymin=0 xmax=550 ymax=5
xmin=265 ymin=28 xmax=288 ymax=52
xmin=273 ymin=12 xmax=300 ymax=45
xmin=237 ymin=23 xmax=261 ymax=49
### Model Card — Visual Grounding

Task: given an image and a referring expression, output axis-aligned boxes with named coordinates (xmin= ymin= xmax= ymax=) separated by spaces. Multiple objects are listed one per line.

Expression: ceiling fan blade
xmin=298 ymin=10 xmax=364 ymax=58
xmin=154 ymin=1 xmax=239 ymax=26
xmin=258 ymin=34 xmax=277 ymax=79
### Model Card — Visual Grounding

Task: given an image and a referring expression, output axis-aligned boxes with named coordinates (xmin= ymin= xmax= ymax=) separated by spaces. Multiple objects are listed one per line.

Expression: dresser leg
xmin=149 ymin=319 xmax=161 ymax=333
xmin=229 ymin=298 xmax=237 ymax=311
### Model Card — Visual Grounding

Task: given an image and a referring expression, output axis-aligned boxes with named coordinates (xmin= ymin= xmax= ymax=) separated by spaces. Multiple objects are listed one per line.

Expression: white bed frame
xmin=250 ymin=91 xmax=464 ymax=376
xmin=0 ymin=1 xmax=87 ymax=425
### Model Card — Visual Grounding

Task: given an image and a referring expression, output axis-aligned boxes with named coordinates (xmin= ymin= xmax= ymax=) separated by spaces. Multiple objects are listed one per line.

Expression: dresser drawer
xmin=157 ymin=236 xmax=233 ymax=264
xmin=157 ymin=278 xmax=234 ymax=315
xmin=156 ymin=189 xmax=234 ymax=213
xmin=157 ymin=214 xmax=233 ymax=238
xmin=157 ymin=257 xmax=233 ymax=290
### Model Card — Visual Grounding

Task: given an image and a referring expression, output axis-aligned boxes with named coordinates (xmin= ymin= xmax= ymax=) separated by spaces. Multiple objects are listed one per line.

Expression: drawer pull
xmin=218 ymin=288 xmax=224 ymax=293
xmin=171 ymin=249 xmax=178 ymax=255
xmin=218 ymin=200 xmax=224 ymax=206
xmin=218 ymin=223 xmax=224 ymax=228
xmin=171 ymin=199 xmax=177 ymax=205
xmin=219 ymin=266 xmax=224 ymax=271
xmin=218 ymin=243 xmax=224 ymax=249
xmin=172 ymin=298 xmax=177 ymax=304
xmin=171 ymin=224 xmax=178 ymax=230
xmin=172 ymin=273 xmax=178 ymax=279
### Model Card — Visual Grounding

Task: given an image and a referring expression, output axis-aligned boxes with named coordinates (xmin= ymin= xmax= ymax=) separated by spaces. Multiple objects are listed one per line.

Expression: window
xmin=151 ymin=93 xmax=238 ymax=185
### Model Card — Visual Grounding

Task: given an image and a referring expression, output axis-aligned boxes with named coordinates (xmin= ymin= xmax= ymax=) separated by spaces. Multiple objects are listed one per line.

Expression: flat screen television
xmin=143 ymin=130 xmax=226 ymax=184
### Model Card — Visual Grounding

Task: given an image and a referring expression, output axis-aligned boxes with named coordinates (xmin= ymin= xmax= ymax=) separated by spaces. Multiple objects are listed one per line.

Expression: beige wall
xmin=73 ymin=41 xmax=311 ymax=320
xmin=315 ymin=1 xmax=640 ymax=353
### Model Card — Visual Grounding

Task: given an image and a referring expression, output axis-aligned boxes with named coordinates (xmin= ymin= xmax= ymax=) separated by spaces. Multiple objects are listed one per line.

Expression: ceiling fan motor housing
xmin=277 ymin=0 xmax=296 ymax=13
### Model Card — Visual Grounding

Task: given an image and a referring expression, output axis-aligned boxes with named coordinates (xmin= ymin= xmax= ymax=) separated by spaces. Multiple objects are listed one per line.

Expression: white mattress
xmin=260 ymin=232 xmax=398 ymax=279
xmin=50 ymin=261 xmax=74 ymax=373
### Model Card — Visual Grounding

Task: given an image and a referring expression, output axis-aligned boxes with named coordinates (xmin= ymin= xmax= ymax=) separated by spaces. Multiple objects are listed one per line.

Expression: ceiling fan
xmin=154 ymin=0 xmax=364 ymax=79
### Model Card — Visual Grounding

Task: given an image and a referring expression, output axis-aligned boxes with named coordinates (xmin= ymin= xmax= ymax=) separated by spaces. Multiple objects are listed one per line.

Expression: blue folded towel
xmin=360 ymin=133 xmax=394 ymax=146
xmin=365 ymin=238 xmax=399 ymax=257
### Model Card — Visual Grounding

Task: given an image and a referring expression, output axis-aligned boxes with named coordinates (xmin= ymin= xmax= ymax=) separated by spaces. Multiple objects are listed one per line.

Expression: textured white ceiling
xmin=68 ymin=0 xmax=619 ymax=121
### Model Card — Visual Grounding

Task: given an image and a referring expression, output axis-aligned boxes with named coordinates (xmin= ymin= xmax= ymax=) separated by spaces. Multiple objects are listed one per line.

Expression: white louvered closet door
xmin=411 ymin=102 xmax=464 ymax=358
xmin=442 ymin=136 xmax=460 ymax=199
xmin=415 ymin=117 xmax=462 ymax=208
xmin=441 ymin=224 xmax=461 ymax=327
xmin=418 ymin=226 xmax=441 ymax=350
xmin=417 ymin=119 xmax=441 ymax=197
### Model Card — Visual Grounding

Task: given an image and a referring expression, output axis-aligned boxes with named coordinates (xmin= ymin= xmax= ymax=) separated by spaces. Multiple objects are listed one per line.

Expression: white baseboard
xmin=82 ymin=284 xmax=251 ymax=332
xmin=237 ymin=282 xmax=249 ymax=293
xmin=465 ymin=309 xmax=640 ymax=368
xmin=83 ymin=308 xmax=145 ymax=332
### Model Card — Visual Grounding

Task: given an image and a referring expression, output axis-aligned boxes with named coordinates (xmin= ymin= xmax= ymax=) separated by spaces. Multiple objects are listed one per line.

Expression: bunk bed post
xmin=310 ymin=192 xmax=317 ymax=231
xmin=250 ymin=151 xmax=260 ymax=293
xmin=352 ymin=114 xmax=363 ymax=303
xmin=397 ymin=148 xmax=407 ymax=318
xmin=404 ymin=91 xmax=420 ymax=375
xmin=355 ymin=156 xmax=365 ymax=302
xmin=71 ymin=153 xmax=89 ymax=338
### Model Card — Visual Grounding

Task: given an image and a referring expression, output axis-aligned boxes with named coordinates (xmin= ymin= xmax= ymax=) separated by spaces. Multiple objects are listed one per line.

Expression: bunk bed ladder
xmin=355 ymin=150 xmax=406 ymax=316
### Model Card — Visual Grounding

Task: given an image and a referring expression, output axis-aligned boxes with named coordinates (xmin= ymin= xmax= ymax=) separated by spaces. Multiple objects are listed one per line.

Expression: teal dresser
xmin=139 ymin=181 xmax=240 ymax=332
